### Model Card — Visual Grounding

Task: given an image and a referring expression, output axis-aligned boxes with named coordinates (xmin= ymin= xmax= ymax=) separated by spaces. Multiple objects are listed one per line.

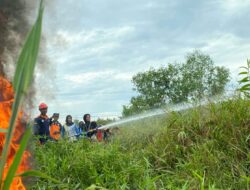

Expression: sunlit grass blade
xmin=2 ymin=125 xmax=32 ymax=190
xmin=0 ymin=0 xmax=44 ymax=186
xmin=85 ymin=184 xmax=108 ymax=190
xmin=16 ymin=170 xmax=61 ymax=184
xmin=241 ymin=176 xmax=250 ymax=182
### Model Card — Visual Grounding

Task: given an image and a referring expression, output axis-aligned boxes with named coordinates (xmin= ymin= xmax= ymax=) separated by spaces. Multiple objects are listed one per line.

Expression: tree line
xmin=122 ymin=50 xmax=230 ymax=117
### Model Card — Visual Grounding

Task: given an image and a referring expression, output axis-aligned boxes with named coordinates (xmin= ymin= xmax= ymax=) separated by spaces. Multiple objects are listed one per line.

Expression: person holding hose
xmin=79 ymin=114 xmax=98 ymax=140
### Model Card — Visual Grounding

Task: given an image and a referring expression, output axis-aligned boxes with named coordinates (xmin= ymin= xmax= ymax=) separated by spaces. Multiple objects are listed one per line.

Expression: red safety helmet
xmin=39 ymin=103 xmax=48 ymax=110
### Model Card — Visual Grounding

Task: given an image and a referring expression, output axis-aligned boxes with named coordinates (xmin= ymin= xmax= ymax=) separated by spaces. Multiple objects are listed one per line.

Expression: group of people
xmin=33 ymin=103 xmax=107 ymax=144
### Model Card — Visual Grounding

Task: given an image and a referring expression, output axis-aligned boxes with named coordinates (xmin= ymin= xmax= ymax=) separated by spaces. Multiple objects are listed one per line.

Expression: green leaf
xmin=0 ymin=0 xmax=44 ymax=185
xmin=241 ymin=84 xmax=250 ymax=88
xmin=239 ymin=77 xmax=249 ymax=83
xmin=241 ymin=175 xmax=250 ymax=182
xmin=238 ymin=71 xmax=248 ymax=75
xmin=239 ymin=84 xmax=250 ymax=92
xmin=192 ymin=171 xmax=203 ymax=181
xmin=16 ymin=170 xmax=61 ymax=184
xmin=2 ymin=126 xmax=32 ymax=190
xmin=239 ymin=87 xmax=250 ymax=92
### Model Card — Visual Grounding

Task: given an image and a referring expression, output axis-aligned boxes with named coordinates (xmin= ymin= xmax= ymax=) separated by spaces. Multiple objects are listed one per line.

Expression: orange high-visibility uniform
xmin=50 ymin=122 xmax=61 ymax=140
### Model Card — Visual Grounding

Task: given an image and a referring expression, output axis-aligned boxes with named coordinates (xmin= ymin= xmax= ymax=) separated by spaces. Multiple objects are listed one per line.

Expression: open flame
xmin=0 ymin=76 xmax=30 ymax=190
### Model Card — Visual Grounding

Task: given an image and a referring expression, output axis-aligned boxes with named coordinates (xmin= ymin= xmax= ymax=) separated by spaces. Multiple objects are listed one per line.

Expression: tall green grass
xmin=238 ymin=59 xmax=250 ymax=97
xmin=30 ymin=97 xmax=250 ymax=189
xmin=0 ymin=1 xmax=44 ymax=189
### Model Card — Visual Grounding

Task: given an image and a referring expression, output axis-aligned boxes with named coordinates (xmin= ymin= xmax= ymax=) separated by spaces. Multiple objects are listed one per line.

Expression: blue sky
xmin=34 ymin=0 xmax=250 ymax=120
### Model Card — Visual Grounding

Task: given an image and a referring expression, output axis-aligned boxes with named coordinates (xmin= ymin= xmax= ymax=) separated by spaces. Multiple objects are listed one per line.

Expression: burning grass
xmin=0 ymin=77 xmax=30 ymax=190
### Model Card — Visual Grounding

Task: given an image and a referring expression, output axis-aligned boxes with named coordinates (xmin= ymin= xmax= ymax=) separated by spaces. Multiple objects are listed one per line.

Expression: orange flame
xmin=0 ymin=76 xmax=30 ymax=190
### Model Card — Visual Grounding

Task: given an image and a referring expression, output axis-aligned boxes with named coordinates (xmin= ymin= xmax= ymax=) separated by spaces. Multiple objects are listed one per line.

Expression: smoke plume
xmin=0 ymin=0 xmax=54 ymax=111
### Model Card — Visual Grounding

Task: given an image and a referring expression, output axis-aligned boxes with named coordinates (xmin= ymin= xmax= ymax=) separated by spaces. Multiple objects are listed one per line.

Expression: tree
xmin=122 ymin=50 xmax=230 ymax=117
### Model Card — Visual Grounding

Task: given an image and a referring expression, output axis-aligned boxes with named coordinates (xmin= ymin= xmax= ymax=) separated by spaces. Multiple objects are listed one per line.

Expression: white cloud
xmin=64 ymin=71 xmax=111 ymax=84
xmin=52 ymin=26 xmax=135 ymax=48
xmin=215 ymin=0 xmax=250 ymax=14
xmin=113 ymin=73 xmax=133 ymax=81
xmin=201 ymin=33 xmax=250 ymax=74
xmin=64 ymin=70 xmax=133 ymax=85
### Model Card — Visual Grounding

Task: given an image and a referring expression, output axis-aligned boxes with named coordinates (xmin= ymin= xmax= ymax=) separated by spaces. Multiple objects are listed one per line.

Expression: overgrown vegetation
xmin=123 ymin=51 xmax=230 ymax=117
xmin=30 ymin=96 xmax=250 ymax=190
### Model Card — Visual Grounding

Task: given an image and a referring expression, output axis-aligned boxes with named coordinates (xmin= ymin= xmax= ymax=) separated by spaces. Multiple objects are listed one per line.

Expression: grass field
xmin=29 ymin=96 xmax=250 ymax=190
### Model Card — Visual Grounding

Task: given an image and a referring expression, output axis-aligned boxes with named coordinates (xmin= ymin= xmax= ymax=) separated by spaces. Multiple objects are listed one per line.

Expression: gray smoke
xmin=0 ymin=0 xmax=55 ymax=111
xmin=0 ymin=0 xmax=27 ymax=77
